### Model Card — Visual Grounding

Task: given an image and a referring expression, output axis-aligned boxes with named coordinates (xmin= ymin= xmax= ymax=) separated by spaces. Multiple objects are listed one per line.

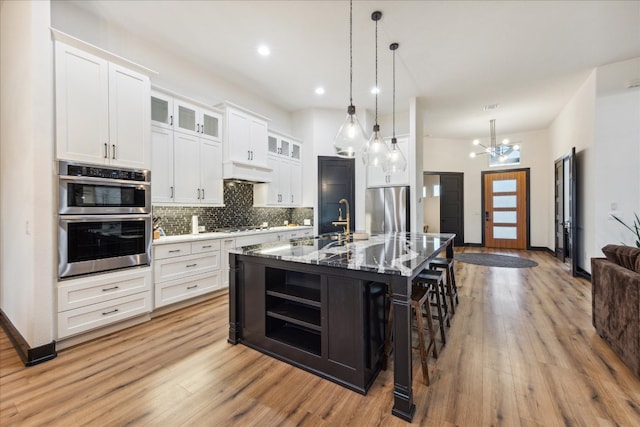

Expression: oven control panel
xmin=60 ymin=161 xmax=149 ymax=182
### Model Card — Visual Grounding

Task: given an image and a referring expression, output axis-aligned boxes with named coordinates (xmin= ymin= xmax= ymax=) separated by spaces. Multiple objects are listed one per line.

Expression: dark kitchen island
xmin=227 ymin=232 xmax=455 ymax=422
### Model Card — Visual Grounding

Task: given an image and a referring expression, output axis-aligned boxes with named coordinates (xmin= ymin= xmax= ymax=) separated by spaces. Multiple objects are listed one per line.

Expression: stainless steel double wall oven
xmin=58 ymin=161 xmax=151 ymax=279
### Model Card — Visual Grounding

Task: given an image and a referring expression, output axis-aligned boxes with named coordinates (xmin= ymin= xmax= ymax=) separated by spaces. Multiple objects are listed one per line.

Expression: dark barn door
xmin=318 ymin=157 xmax=355 ymax=235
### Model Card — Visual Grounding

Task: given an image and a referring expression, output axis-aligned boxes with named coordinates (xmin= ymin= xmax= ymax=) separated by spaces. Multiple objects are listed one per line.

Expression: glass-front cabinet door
xmin=151 ymin=91 xmax=173 ymax=129
xmin=291 ymin=143 xmax=301 ymax=161
xmin=201 ymin=109 xmax=221 ymax=142
xmin=174 ymin=100 xmax=198 ymax=135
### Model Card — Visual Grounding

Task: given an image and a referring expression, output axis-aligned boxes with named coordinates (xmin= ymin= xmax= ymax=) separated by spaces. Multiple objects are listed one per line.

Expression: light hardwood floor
xmin=2 ymin=248 xmax=639 ymax=426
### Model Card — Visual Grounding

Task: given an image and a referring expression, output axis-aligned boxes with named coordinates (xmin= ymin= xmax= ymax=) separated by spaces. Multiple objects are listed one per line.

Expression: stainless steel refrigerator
xmin=365 ymin=186 xmax=410 ymax=234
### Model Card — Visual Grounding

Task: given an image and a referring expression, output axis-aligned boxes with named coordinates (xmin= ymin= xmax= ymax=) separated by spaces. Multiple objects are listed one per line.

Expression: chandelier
xmin=469 ymin=119 xmax=520 ymax=163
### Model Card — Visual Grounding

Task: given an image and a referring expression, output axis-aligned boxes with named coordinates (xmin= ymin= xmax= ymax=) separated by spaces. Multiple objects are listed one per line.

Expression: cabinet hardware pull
xmin=186 ymin=263 xmax=197 ymax=268
xmin=170 ymin=186 xmax=174 ymax=198
xmin=201 ymin=188 xmax=205 ymax=199
xmin=251 ymin=151 xmax=254 ymax=160
xmin=170 ymin=115 xmax=173 ymax=126
xmin=168 ymin=249 xmax=181 ymax=253
xmin=112 ymin=144 xmax=116 ymax=159
xmin=224 ymin=239 xmax=233 ymax=243
xmin=102 ymin=309 xmax=119 ymax=316
xmin=186 ymin=285 xmax=199 ymax=290
xmin=104 ymin=143 xmax=108 ymax=159
xmin=102 ymin=286 xmax=120 ymax=292
xmin=197 ymin=188 xmax=200 ymax=199
xmin=202 ymin=245 xmax=212 ymax=248
xmin=197 ymin=124 xmax=200 ymax=133
xmin=247 ymin=150 xmax=251 ymax=160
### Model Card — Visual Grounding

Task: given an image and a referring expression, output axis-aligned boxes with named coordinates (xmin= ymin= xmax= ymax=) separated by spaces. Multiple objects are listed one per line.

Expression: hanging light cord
xmin=374 ymin=15 xmax=378 ymax=125
xmin=349 ymin=0 xmax=353 ymax=107
xmin=392 ymin=44 xmax=396 ymax=142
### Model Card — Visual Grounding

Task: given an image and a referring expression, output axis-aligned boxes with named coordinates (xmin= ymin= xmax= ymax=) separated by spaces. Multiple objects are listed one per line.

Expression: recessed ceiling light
xmin=315 ymin=87 xmax=325 ymax=95
xmin=370 ymin=86 xmax=380 ymax=95
xmin=257 ymin=45 xmax=270 ymax=56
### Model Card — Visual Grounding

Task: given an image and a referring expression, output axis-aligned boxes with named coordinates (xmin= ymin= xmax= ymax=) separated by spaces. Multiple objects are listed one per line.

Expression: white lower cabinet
xmin=57 ymin=267 xmax=152 ymax=339
xmin=153 ymin=239 xmax=222 ymax=309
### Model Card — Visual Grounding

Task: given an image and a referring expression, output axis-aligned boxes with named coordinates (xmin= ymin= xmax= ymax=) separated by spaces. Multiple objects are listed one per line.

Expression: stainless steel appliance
xmin=58 ymin=161 xmax=151 ymax=279
xmin=365 ymin=186 xmax=410 ymax=235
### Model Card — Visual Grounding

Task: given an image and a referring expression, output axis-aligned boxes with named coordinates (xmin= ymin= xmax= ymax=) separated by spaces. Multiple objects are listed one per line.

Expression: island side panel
xmin=390 ymin=274 xmax=415 ymax=421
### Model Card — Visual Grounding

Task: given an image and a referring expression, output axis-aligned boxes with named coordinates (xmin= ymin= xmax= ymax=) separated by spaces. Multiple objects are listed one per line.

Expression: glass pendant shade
xmin=366 ymin=124 xmax=389 ymax=167
xmin=334 ymin=105 xmax=368 ymax=158
xmin=384 ymin=138 xmax=407 ymax=173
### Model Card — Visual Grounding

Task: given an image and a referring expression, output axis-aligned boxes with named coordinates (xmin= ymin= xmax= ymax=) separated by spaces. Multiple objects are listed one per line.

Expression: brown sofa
xmin=591 ymin=244 xmax=640 ymax=377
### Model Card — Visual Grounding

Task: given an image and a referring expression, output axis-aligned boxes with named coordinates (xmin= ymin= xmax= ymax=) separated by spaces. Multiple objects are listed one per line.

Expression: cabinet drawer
xmin=154 ymin=251 xmax=220 ymax=283
xmin=154 ymin=242 xmax=192 ymax=260
xmin=191 ymin=239 xmax=221 ymax=254
xmin=155 ymin=272 xmax=221 ymax=308
xmin=288 ymin=230 xmax=312 ymax=239
xmin=57 ymin=291 xmax=151 ymax=339
xmin=58 ymin=268 xmax=151 ymax=312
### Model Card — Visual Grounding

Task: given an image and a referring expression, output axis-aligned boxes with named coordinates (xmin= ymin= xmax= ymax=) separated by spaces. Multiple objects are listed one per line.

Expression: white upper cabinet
xmin=222 ymin=103 xmax=271 ymax=182
xmin=54 ymin=40 xmax=151 ymax=169
xmin=150 ymin=88 xmax=224 ymax=206
xmin=151 ymin=125 xmax=175 ymax=203
xmin=367 ymin=136 xmax=410 ymax=188
xmin=174 ymin=99 xmax=222 ymax=142
xmin=150 ymin=91 xmax=174 ymax=130
xmin=254 ymin=131 xmax=303 ymax=207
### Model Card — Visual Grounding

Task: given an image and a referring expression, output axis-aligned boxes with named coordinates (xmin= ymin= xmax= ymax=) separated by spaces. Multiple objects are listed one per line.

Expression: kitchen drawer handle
xmin=112 ymin=144 xmax=116 ymax=159
xmin=202 ymin=245 xmax=212 ymax=248
xmin=170 ymin=115 xmax=173 ymax=126
xmin=102 ymin=286 xmax=120 ymax=292
xmin=104 ymin=143 xmax=108 ymax=159
xmin=201 ymin=188 xmax=205 ymax=199
xmin=168 ymin=249 xmax=182 ymax=253
xmin=102 ymin=309 xmax=119 ymax=316
xmin=170 ymin=186 xmax=174 ymax=198
xmin=186 ymin=284 xmax=199 ymax=290
xmin=186 ymin=263 xmax=197 ymax=268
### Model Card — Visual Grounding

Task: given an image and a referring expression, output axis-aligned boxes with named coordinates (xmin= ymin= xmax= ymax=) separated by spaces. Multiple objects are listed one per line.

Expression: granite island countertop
xmin=230 ymin=232 xmax=455 ymax=276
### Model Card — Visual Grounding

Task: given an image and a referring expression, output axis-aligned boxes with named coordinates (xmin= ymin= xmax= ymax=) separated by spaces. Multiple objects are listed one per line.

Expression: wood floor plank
xmin=2 ymin=249 xmax=639 ymax=426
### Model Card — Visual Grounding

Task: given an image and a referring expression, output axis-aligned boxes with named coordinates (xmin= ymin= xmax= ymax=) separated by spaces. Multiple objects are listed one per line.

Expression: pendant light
xmin=384 ymin=42 xmax=407 ymax=173
xmin=366 ymin=11 xmax=389 ymax=167
xmin=334 ymin=0 xmax=368 ymax=158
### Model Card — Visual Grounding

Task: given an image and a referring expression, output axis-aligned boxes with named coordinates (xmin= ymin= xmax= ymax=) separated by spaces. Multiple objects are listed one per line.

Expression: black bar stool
xmin=429 ymin=257 xmax=459 ymax=314
xmin=415 ymin=269 xmax=449 ymax=347
xmin=411 ymin=283 xmax=438 ymax=385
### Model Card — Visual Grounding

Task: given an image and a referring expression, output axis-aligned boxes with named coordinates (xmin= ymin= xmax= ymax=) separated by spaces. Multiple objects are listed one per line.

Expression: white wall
xmin=549 ymin=70 xmax=597 ymax=272
xmin=0 ymin=0 xmax=55 ymax=347
xmin=594 ymin=58 xmax=640 ymax=251
xmin=423 ymin=128 xmax=551 ymax=247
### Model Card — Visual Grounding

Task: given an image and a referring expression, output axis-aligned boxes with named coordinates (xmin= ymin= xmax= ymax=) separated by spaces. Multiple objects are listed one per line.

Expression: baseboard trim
xmin=0 ymin=309 xmax=57 ymax=366
xmin=462 ymin=243 xmax=483 ymax=247
xmin=530 ymin=246 xmax=555 ymax=255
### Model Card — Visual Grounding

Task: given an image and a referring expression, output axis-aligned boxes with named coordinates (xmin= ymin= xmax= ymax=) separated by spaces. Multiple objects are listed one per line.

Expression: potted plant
xmin=611 ymin=213 xmax=640 ymax=248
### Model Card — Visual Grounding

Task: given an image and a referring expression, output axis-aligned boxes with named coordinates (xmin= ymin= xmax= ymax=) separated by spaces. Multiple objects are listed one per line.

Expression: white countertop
xmin=153 ymin=225 xmax=313 ymax=245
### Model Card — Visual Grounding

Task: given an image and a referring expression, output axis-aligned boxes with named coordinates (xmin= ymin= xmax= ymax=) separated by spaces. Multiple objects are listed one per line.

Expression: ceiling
xmin=64 ymin=0 xmax=640 ymax=140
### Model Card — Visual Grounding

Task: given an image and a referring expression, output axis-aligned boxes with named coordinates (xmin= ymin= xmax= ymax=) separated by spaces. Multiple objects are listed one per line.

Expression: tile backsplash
xmin=153 ymin=181 xmax=313 ymax=236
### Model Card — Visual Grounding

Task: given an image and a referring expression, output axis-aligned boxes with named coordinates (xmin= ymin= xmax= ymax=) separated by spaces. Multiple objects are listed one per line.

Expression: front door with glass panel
xmin=483 ymin=170 xmax=528 ymax=249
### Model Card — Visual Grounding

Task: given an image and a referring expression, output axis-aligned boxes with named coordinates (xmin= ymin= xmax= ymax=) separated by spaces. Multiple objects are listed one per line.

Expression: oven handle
xmin=59 ymin=214 xmax=152 ymax=222
xmin=59 ymin=175 xmax=150 ymax=187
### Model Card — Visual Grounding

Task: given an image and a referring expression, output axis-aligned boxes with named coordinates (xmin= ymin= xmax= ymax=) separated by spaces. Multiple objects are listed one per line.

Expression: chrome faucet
xmin=331 ymin=198 xmax=351 ymax=241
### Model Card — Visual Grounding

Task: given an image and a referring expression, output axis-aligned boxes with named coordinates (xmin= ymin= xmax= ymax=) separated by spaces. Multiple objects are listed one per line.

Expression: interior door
xmin=440 ymin=173 xmax=464 ymax=246
xmin=483 ymin=169 xmax=528 ymax=249
xmin=318 ymin=157 xmax=355 ymax=235
xmin=554 ymin=148 xmax=578 ymax=275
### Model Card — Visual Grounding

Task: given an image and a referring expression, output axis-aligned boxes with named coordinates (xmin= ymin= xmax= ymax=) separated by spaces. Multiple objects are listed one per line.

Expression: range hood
xmin=223 ymin=161 xmax=272 ymax=183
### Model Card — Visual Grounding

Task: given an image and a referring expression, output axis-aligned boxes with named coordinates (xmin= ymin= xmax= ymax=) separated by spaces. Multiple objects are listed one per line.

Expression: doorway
xmin=482 ymin=169 xmax=529 ymax=249
xmin=554 ymin=148 xmax=578 ymax=276
xmin=423 ymin=172 xmax=464 ymax=246
xmin=317 ymin=156 xmax=355 ymax=235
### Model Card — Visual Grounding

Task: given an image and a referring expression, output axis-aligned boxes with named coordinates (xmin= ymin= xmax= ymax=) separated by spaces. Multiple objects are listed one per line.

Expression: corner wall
xmin=0 ymin=0 xmax=55 ymax=347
